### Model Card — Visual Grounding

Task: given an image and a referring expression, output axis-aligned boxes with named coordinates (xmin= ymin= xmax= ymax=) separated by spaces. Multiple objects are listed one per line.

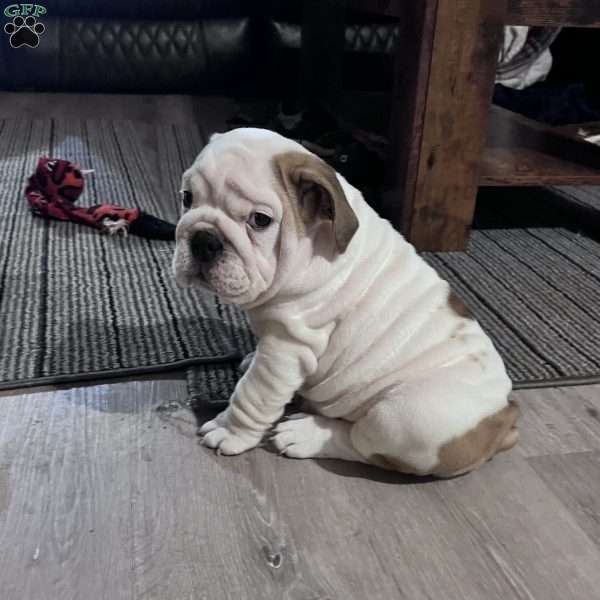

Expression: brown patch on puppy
xmin=271 ymin=154 xmax=307 ymax=240
xmin=432 ymin=400 xmax=520 ymax=478
xmin=448 ymin=290 xmax=473 ymax=319
xmin=369 ymin=401 xmax=520 ymax=478
xmin=272 ymin=151 xmax=359 ymax=251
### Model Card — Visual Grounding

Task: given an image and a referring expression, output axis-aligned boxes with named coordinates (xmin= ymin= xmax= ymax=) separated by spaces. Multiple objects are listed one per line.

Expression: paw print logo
xmin=4 ymin=15 xmax=45 ymax=48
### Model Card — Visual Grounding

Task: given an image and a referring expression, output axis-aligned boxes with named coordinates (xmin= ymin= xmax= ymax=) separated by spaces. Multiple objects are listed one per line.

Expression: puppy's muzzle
xmin=190 ymin=230 xmax=224 ymax=264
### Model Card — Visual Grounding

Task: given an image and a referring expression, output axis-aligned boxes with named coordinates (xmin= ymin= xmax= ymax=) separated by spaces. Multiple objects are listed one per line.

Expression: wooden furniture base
xmin=382 ymin=0 xmax=507 ymax=252
xmin=483 ymin=107 xmax=600 ymax=186
xmin=369 ymin=0 xmax=600 ymax=251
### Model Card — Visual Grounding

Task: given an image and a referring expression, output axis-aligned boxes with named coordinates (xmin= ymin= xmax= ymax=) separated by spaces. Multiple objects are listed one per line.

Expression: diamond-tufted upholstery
xmin=0 ymin=1 xmax=399 ymax=93
xmin=270 ymin=21 xmax=399 ymax=54
xmin=267 ymin=20 xmax=398 ymax=93
xmin=60 ymin=18 xmax=254 ymax=93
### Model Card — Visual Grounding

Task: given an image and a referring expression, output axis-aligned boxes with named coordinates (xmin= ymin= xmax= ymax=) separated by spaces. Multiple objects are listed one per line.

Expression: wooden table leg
xmin=384 ymin=0 xmax=507 ymax=252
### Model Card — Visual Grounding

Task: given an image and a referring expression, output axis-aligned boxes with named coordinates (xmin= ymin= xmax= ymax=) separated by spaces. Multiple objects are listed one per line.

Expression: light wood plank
xmin=2 ymin=381 xmax=600 ymax=599
xmin=430 ymin=453 xmax=600 ymax=599
xmin=0 ymin=381 xmax=344 ymax=600
xmin=512 ymin=384 xmax=600 ymax=458
xmin=528 ymin=452 xmax=600 ymax=552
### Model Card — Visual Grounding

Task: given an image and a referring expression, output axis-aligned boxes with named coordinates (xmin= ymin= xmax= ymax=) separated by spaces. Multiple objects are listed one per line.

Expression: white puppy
xmin=173 ymin=128 xmax=518 ymax=478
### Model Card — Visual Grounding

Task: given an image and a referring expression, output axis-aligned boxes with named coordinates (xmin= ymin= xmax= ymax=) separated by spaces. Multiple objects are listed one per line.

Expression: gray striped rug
xmin=0 ymin=117 xmax=253 ymax=399
xmin=1 ymin=118 xmax=600 ymax=407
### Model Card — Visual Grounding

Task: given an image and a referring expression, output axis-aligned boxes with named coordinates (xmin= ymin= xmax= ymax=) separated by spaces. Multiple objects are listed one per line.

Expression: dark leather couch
xmin=0 ymin=0 xmax=398 ymax=95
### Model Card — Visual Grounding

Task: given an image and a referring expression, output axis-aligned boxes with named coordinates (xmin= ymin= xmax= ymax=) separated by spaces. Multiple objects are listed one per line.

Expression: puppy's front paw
xmin=272 ymin=414 xmax=331 ymax=458
xmin=272 ymin=414 xmax=359 ymax=462
xmin=199 ymin=413 xmax=262 ymax=455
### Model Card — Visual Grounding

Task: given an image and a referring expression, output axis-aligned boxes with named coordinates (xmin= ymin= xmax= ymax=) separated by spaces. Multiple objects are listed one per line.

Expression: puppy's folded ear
xmin=273 ymin=151 xmax=359 ymax=252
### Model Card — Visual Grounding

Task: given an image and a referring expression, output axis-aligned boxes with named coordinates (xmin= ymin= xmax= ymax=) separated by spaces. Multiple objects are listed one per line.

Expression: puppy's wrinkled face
xmin=173 ymin=129 xmax=286 ymax=305
xmin=172 ymin=128 xmax=359 ymax=306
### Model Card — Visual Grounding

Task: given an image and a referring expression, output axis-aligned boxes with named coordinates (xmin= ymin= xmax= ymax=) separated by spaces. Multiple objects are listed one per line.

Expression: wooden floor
xmin=2 ymin=92 xmax=600 ymax=598
xmin=1 ymin=381 xmax=600 ymax=599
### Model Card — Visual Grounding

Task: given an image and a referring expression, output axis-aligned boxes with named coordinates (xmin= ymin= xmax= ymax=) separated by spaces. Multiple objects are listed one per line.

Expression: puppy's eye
xmin=249 ymin=212 xmax=272 ymax=230
xmin=180 ymin=190 xmax=193 ymax=209
xmin=47 ymin=160 xmax=57 ymax=171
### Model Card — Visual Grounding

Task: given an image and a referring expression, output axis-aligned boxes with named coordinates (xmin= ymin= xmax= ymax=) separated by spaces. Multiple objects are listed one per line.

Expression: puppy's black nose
xmin=190 ymin=230 xmax=224 ymax=263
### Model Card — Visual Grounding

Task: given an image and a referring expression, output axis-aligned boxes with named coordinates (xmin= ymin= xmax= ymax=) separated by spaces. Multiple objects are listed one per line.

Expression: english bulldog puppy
xmin=173 ymin=128 xmax=518 ymax=478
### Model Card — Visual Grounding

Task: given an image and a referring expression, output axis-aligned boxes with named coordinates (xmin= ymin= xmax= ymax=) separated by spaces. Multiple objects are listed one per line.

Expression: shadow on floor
xmin=475 ymin=186 xmax=600 ymax=241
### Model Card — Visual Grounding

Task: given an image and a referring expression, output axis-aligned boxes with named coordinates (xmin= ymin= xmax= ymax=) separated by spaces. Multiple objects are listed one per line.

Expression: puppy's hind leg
xmin=350 ymin=383 xmax=518 ymax=477
xmin=272 ymin=414 xmax=369 ymax=463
